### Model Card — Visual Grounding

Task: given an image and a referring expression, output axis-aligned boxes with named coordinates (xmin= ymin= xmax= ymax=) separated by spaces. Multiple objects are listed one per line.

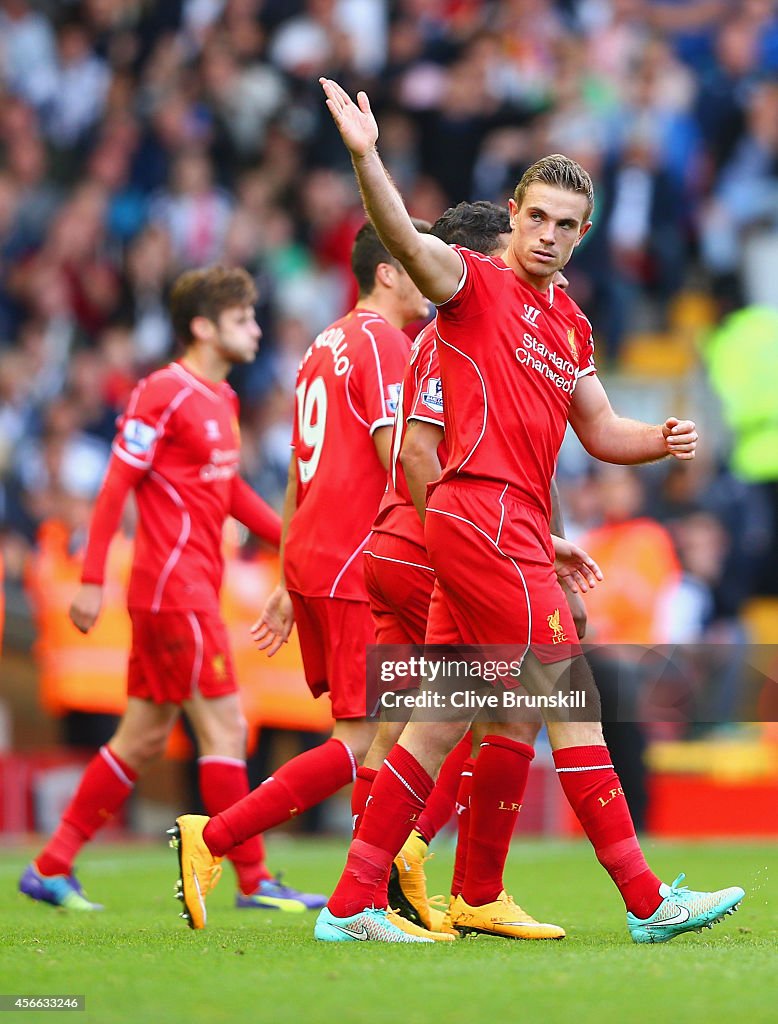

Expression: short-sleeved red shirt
xmin=435 ymin=247 xmax=596 ymax=519
xmin=372 ymin=320 xmax=447 ymax=550
xmin=111 ymin=361 xmax=241 ymax=613
xmin=284 ymin=308 xmax=411 ymax=599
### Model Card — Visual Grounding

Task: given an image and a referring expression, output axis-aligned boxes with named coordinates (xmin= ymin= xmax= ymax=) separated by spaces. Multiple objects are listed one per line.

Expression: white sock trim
xmin=198 ymin=756 xmax=246 ymax=768
xmin=384 ymin=759 xmax=424 ymax=804
xmin=331 ymin=737 xmax=358 ymax=782
xmin=100 ymin=746 xmax=134 ymax=788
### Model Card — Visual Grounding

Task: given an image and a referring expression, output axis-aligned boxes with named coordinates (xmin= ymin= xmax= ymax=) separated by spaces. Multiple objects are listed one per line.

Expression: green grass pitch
xmin=1 ymin=837 xmax=775 ymax=1024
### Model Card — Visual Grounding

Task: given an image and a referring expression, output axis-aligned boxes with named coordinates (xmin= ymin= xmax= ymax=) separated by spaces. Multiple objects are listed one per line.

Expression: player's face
xmin=214 ymin=304 xmax=261 ymax=364
xmin=395 ymin=264 xmax=431 ymax=324
xmin=507 ymin=183 xmax=591 ymax=289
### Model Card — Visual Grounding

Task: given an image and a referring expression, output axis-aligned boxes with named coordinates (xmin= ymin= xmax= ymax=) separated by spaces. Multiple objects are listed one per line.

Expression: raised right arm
xmin=320 ymin=77 xmax=462 ymax=304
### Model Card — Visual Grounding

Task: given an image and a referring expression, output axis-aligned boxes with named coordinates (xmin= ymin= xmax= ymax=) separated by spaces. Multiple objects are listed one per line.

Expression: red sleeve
xmin=575 ymin=313 xmax=597 ymax=380
xmin=81 ymin=455 xmax=144 ymax=584
xmin=350 ymin=317 xmax=410 ymax=434
xmin=408 ymin=337 xmax=444 ymax=426
xmin=229 ymin=476 xmax=282 ymax=549
xmin=112 ymin=372 xmax=181 ymax=471
xmin=435 ymin=246 xmax=501 ymax=320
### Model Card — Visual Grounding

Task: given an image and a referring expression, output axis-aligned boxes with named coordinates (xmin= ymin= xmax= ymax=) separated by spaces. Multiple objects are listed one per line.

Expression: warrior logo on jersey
xmin=567 ymin=328 xmax=579 ymax=365
xmin=421 ymin=377 xmax=443 ymax=413
xmin=386 ymin=383 xmax=402 ymax=415
xmin=522 ymin=304 xmax=541 ymax=326
xmin=122 ymin=418 xmax=157 ymax=455
xmin=204 ymin=419 xmax=222 ymax=441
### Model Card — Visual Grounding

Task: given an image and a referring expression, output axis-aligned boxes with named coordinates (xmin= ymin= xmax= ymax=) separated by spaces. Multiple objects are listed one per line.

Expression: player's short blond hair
xmin=513 ymin=154 xmax=594 ymax=222
xmin=169 ymin=266 xmax=258 ymax=346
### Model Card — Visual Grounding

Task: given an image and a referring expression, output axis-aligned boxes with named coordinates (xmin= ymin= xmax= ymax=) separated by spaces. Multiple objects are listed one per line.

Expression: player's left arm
xmin=250 ymin=453 xmax=296 ymax=656
xmin=229 ymin=476 xmax=282 ymax=548
xmin=372 ymin=424 xmax=394 ymax=471
xmin=569 ymin=373 xmax=698 ymax=464
xmin=401 ymin=419 xmax=444 ymax=523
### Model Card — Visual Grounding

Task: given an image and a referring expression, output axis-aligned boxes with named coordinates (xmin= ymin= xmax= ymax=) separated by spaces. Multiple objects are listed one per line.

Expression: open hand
xmin=320 ymin=77 xmax=378 ymax=158
xmin=551 ymin=536 xmax=603 ymax=594
xmin=250 ymin=585 xmax=295 ymax=657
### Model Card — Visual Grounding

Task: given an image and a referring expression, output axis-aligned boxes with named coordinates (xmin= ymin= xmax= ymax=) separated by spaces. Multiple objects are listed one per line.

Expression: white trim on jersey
xmin=364 ymin=550 xmax=435 ymax=573
xmin=117 ymin=384 xmax=193 ymax=471
xmin=369 ymin=415 xmax=395 ymax=435
xmin=425 ymin=503 xmax=532 ymax=664
xmin=407 ymin=413 xmax=444 ymax=427
xmin=149 ymin=471 xmax=192 ymax=613
xmin=170 ymin=361 xmax=221 ymax=403
xmin=198 ymin=755 xmax=246 ymax=767
xmin=434 ymin=323 xmax=488 ymax=473
xmin=112 ymin=442 xmax=151 ymax=471
xmin=495 ymin=483 xmax=509 ymax=546
xmin=361 ymin=315 xmax=390 ymax=421
xmin=409 ymin=343 xmax=439 ymax=417
xmin=466 ymin=251 xmax=512 ymax=269
xmin=154 ymin=385 xmax=193 ymax=441
xmin=186 ymin=610 xmax=204 ymax=696
xmin=329 ymin=532 xmax=372 ymax=598
xmin=575 ymin=364 xmax=597 ymax=380
xmin=435 ymin=249 xmax=468 ymax=307
xmin=344 ymin=363 xmax=370 ymax=428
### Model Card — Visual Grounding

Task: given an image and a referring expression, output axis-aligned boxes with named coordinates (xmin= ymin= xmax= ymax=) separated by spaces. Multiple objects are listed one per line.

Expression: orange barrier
xmin=580 ymin=517 xmax=681 ymax=644
xmin=27 ymin=519 xmax=333 ymax=740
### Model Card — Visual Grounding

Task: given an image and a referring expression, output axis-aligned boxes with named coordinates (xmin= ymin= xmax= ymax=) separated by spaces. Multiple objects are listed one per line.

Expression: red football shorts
xmin=363 ymin=531 xmax=435 ymax=645
xmin=288 ymin=592 xmax=376 ymax=719
xmin=424 ymin=479 xmax=580 ymax=665
xmin=127 ymin=609 xmax=238 ymax=704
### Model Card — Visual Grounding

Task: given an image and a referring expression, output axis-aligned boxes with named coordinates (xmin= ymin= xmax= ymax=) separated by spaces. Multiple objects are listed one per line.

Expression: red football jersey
xmin=372 ymin=320 xmax=447 ymax=549
xmin=435 ymin=247 xmax=596 ymax=520
xmin=112 ymin=361 xmax=242 ymax=613
xmin=284 ymin=308 xmax=411 ymax=599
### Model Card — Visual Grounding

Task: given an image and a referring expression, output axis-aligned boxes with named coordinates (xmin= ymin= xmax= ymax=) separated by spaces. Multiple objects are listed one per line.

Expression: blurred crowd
xmin=1 ymin=0 xmax=778 ymax=723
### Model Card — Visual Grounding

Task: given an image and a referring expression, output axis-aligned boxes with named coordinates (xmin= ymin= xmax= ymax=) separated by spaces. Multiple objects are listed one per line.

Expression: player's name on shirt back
xmin=285 ymin=310 xmax=411 ymax=601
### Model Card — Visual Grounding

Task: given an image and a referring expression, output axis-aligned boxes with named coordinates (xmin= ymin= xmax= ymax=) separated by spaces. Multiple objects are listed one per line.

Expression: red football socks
xmin=198 ymin=756 xmax=271 ymax=895
xmin=36 ymin=746 xmax=137 ymax=877
xmin=415 ymin=735 xmax=470 ymax=843
xmin=351 ymin=765 xmax=378 ymax=837
xmin=450 ymin=756 xmax=476 ymax=897
xmin=203 ymin=738 xmax=356 ymax=856
xmin=328 ymin=744 xmax=433 ymax=918
xmin=461 ymin=735 xmax=534 ymax=907
xmin=553 ymin=745 xmax=662 ymax=919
